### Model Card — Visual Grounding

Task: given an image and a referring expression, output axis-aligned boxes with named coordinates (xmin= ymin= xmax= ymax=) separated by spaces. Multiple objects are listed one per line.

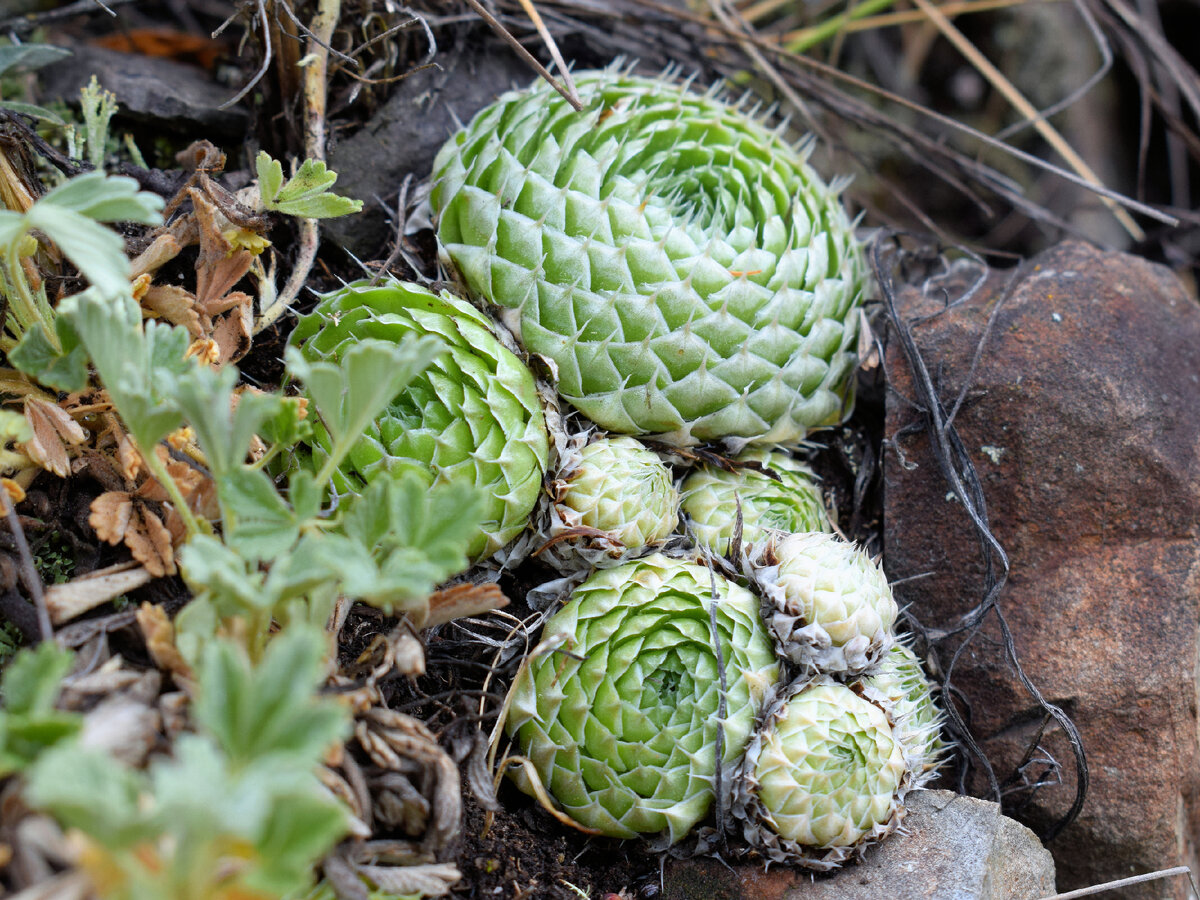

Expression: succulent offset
xmin=538 ymin=433 xmax=680 ymax=571
xmin=289 ymin=279 xmax=549 ymax=560
xmin=733 ymin=678 xmax=906 ymax=868
xmin=681 ymin=448 xmax=830 ymax=553
xmin=432 ymin=68 xmax=866 ymax=447
xmin=858 ymin=643 xmax=946 ymax=785
xmin=749 ymin=531 xmax=897 ymax=675
xmin=505 ymin=554 xmax=778 ymax=842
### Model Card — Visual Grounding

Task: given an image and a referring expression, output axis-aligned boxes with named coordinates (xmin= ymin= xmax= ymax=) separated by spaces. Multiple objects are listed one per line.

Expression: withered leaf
xmin=124 ymin=504 xmax=177 ymax=577
xmin=136 ymin=601 xmax=193 ymax=682
xmin=142 ymin=284 xmax=203 ymax=337
xmin=90 ymin=491 xmax=133 ymax=545
xmin=23 ymin=397 xmax=86 ymax=478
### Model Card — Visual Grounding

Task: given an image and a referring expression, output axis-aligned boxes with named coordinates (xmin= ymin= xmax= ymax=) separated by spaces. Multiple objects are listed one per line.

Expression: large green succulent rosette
xmin=506 ymin=554 xmax=778 ymax=843
xmin=289 ymin=279 xmax=550 ymax=560
xmin=432 ymin=69 xmax=866 ymax=447
xmin=732 ymin=678 xmax=906 ymax=869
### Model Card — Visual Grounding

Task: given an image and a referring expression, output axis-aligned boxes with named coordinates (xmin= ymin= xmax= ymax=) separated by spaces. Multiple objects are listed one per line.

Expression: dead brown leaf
xmin=89 ymin=492 xmax=133 ymax=545
xmin=22 ymin=398 xmax=86 ymax=478
xmin=142 ymin=284 xmax=203 ymax=337
xmin=136 ymin=602 xmax=193 ymax=682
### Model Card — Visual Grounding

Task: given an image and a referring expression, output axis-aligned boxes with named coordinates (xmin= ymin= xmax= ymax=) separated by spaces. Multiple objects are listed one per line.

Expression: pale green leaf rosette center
xmin=733 ymin=678 xmax=906 ymax=869
xmin=506 ymin=554 xmax=778 ymax=843
xmin=432 ymin=69 xmax=866 ymax=447
xmin=289 ymin=279 xmax=550 ymax=560
xmin=681 ymin=448 xmax=829 ymax=553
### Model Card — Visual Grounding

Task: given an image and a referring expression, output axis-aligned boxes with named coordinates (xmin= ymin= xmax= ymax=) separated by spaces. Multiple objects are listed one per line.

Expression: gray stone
xmin=663 ymin=790 xmax=1054 ymax=900
xmin=37 ymin=44 xmax=247 ymax=134
xmin=323 ymin=48 xmax=531 ymax=259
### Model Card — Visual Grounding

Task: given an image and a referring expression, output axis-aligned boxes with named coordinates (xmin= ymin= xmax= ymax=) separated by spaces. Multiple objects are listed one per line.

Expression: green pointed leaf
xmin=0 ymin=100 xmax=65 ymax=124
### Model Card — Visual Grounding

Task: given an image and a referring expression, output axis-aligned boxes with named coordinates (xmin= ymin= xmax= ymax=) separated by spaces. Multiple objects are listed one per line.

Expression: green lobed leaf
xmin=257 ymin=153 xmax=363 ymax=219
xmin=220 ymin=467 xmax=301 ymax=560
xmin=284 ymin=335 xmax=443 ymax=475
xmin=1 ymin=641 xmax=74 ymax=716
xmin=25 ymin=742 xmax=147 ymax=847
xmin=192 ymin=624 xmax=348 ymax=769
xmin=8 ymin=316 xmax=89 ymax=392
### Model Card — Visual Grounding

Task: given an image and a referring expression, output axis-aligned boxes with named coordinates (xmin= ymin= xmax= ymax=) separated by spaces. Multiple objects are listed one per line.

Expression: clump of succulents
xmin=535 ymin=432 xmax=680 ymax=572
xmin=288 ymin=279 xmax=550 ymax=560
xmin=431 ymin=67 xmax=866 ymax=448
xmin=731 ymin=678 xmax=907 ymax=869
xmin=505 ymin=554 xmax=778 ymax=843
xmin=681 ymin=448 xmax=830 ymax=554
xmin=747 ymin=531 xmax=897 ymax=676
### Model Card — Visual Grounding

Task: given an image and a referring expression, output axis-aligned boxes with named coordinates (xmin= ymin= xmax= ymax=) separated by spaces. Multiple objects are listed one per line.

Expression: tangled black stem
xmin=871 ymin=233 xmax=1088 ymax=843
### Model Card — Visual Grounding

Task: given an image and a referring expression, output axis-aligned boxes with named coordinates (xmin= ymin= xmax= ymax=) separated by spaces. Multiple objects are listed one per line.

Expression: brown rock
xmin=883 ymin=240 xmax=1200 ymax=897
xmin=662 ymin=790 xmax=1055 ymax=899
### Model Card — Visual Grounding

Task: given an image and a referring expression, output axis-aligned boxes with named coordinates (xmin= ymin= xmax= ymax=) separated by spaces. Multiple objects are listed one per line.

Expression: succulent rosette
xmin=431 ymin=68 xmax=866 ymax=447
xmin=505 ymin=554 xmax=778 ymax=842
xmin=681 ymin=448 xmax=830 ymax=554
xmin=732 ymin=677 xmax=906 ymax=868
xmin=289 ymin=279 xmax=550 ymax=560
xmin=857 ymin=642 xmax=947 ymax=786
xmin=747 ymin=531 xmax=897 ymax=675
xmin=537 ymin=433 xmax=680 ymax=572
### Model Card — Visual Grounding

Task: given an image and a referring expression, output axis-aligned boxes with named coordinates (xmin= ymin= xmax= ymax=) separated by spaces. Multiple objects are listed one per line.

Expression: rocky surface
xmin=662 ymin=790 xmax=1054 ymax=900
xmin=883 ymin=240 xmax=1200 ymax=898
xmin=37 ymin=44 xmax=247 ymax=134
xmin=324 ymin=48 xmax=530 ymax=260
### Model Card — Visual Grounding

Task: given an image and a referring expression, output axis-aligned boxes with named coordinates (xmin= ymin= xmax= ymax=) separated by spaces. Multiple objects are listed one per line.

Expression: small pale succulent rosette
xmin=732 ymin=677 xmax=907 ymax=870
xmin=534 ymin=432 xmax=681 ymax=572
xmin=747 ymin=531 xmax=898 ymax=676
xmin=505 ymin=554 xmax=778 ymax=843
xmin=857 ymin=642 xmax=947 ymax=787
xmin=681 ymin=448 xmax=830 ymax=555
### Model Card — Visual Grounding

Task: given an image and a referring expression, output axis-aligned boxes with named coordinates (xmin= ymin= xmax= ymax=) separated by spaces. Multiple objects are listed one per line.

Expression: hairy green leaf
xmin=192 ymin=625 xmax=347 ymax=768
xmin=0 ymin=44 xmax=72 ymax=77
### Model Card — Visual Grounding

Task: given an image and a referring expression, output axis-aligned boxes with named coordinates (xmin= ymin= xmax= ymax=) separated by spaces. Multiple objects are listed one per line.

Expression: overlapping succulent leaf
xmin=506 ymin=554 xmax=778 ymax=842
xmin=432 ymin=69 xmax=866 ymax=447
xmin=732 ymin=678 xmax=905 ymax=868
xmin=858 ymin=642 xmax=947 ymax=786
xmin=681 ymin=448 xmax=829 ymax=554
xmin=289 ymin=279 xmax=549 ymax=560
xmin=538 ymin=434 xmax=680 ymax=572
xmin=748 ymin=531 xmax=896 ymax=675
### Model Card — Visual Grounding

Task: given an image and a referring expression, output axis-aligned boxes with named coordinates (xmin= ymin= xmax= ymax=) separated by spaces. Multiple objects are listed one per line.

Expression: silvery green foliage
xmin=537 ymin=432 xmax=680 ymax=572
xmin=432 ymin=68 xmax=866 ymax=447
xmin=505 ymin=554 xmax=778 ymax=843
xmin=681 ymin=448 xmax=830 ymax=554
xmin=748 ymin=531 xmax=897 ymax=675
xmin=289 ymin=279 xmax=549 ymax=560
xmin=732 ymin=678 xmax=906 ymax=869
xmin=858 ymin=642 xmax=947 ymax=787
